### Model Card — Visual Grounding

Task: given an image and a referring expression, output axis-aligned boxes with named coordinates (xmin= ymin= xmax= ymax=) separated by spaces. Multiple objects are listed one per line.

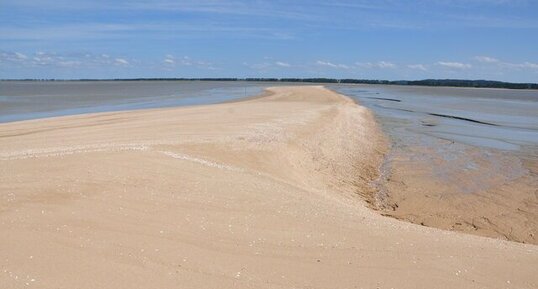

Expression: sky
xmin=1 ymin=0 xmax=537 ymax=82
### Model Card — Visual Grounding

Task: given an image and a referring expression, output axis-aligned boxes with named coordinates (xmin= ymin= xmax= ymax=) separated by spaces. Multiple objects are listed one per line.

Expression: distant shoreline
xmin=1 ymin=78 xmax=537 ymax=90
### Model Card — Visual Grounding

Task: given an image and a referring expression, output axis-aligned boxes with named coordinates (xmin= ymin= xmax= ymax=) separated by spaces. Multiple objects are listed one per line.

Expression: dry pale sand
xmin=0 ymin=86 xmax=537 ymax=289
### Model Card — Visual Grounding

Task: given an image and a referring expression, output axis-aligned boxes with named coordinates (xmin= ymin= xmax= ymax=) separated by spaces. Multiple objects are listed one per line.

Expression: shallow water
xmin=331 ymin=85 xmax=538 ymax=152
xmin=0 ymin=81 xmax=274 ymax=123
xmin=330 ymin=84 xmax=538 ymax=190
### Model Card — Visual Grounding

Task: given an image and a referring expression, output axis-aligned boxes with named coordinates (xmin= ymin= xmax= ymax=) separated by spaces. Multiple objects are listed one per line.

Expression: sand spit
xmin=0 ymin=86 xmax=537 ymax=288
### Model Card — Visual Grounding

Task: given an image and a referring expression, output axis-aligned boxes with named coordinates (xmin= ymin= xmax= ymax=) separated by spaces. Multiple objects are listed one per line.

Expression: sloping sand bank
xmin=1 ymin=86 xmax=536 ymax=288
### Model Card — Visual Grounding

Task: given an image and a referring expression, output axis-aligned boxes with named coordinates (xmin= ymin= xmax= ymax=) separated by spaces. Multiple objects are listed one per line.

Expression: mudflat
xmin=1 ymin=86 xmax=537 ymax=288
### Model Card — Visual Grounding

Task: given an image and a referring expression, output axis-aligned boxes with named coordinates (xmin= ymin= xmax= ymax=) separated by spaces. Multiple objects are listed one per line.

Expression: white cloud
xmin=355 ymin=62 xmax=374 ymax=68
xmin=356 ymin=61 xmax=396 ymax=69
xmin=14 ymin=52 xmax=28 ymax=60
xmin=164 ymin=55 xmax=185 ymax=65
xmin=0 ymin=21 xmax=296 ymax=42
xmin=471 ymin=56 xmax=537 ymax=70
xmin=408 ymin=64 xmax=427 ymax=71
xmin=521 ymin=62 xmax=538 ymax=69
xmin=275 ymin=61 xmax=291 ymax=67
xmin=507 ymin=61 xmax=538 ymax=69
xmin=57 ymin=60 xmax=82 ymax=67
xmin=180 ymin=56 xmax=193 ymax=66
xmin=474 ymin=56 xmax=499 ymax=63
xmin=377 ymin=61 xmax=396 ymax=68
xmin=472 ymin=58 xmax=538 ymax=70
xmin=316 ymin=60 xmax=349 ymax=69
xmin=437 ymin=61 xmax=472 ymax=69
xmin=244 ymin=62 xmax=270 ymax=70
xmin=0 ymin=51 xmax=31 ymax=63
xmin=0 ymin=50 xmax=136 ymax=68
xmin=316 ymin=60 xmax=336 ymax=67
xmin=114 ymin=58 xmax=129 ymax=65
xmin=163 ymin=55 xmax=177 ymax=65
xmin=32 ymin=52 xmax=57 ymax=65
xmin=162 ymin=55 xmax=216 ymax=70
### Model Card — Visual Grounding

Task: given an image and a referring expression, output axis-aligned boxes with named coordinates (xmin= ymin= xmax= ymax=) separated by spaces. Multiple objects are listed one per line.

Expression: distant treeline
xmin=394 ymin=79 xmax=538 ymax=90
xmin=3 ymin=78 xmax=537 ymax=90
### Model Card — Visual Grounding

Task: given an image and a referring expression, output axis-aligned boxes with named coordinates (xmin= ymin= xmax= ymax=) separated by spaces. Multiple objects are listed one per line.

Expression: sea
xmin=0 ymin=81 xmax=273 ymax=123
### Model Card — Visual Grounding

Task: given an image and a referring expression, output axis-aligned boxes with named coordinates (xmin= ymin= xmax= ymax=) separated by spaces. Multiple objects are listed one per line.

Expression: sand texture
xmin=1 ymin=86 xmax=537 ymax=288
xmin=374 ymin=139 xmax=538 ymax=245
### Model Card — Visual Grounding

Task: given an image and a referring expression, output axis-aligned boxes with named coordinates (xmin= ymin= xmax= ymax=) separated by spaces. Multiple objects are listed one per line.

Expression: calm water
xmin=331 ymin=84 xmax=538 ymax=199
xmin=3 ymin=81 xmax=537 ymax=153
xmin=0 ymin=81 xmax=276 ymax=123
xmin=331 ymin=84 xmax=538 ymax=152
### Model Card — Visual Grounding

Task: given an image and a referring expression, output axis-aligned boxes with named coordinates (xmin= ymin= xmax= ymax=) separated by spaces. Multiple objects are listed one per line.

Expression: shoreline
xmin=341 ymin=89 xmax=538 ymax=245
xmin=1 ymin=86 xmax=536 ymax=288
xmin=327 ymin=85 xmax=538 ymax=245
xmin=2 ymin=84 xmax=536 ymax=245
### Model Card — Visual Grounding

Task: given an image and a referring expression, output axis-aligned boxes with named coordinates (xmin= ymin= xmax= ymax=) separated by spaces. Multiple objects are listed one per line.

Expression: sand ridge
xmin=0 ymin=86 xmax=537 ymax=288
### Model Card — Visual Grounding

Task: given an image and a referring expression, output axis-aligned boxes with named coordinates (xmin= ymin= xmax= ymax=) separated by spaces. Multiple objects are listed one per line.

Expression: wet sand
xmin=1 ymin=86 xmax=537 ymax=288
xmin=375 ymin=138 xmax=538 ymax=244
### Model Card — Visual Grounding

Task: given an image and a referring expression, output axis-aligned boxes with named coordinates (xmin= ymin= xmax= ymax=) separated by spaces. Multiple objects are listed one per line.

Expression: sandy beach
xmin=1 ymin=86 xmax=537 ymax=288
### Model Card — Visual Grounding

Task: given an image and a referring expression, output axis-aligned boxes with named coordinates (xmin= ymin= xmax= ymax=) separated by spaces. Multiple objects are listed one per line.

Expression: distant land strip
xmin=2 ymin=78 xmax=537 ymax=90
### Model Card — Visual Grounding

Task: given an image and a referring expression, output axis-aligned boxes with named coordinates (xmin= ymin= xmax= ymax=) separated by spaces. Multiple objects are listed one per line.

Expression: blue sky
xmin=1 ymin=0 xmax=537 ymax=82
